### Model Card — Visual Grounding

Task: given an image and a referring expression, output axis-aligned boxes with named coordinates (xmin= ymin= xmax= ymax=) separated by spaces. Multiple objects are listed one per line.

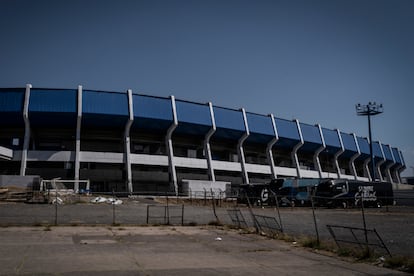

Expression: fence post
xmin=54 ymin=179 xmax=58 ymax=226
xmin=211 ymin=189 xmax=220 ymax=223
xmin=270 ymin=190 xmax=283 ymax=233
xmin=310 ymin=192 xmax=320 ymax=245
xmin=181 ymin=204 xmax=184 ymax=226
xmin=360 ymin=192 xmax=368 ymax=247
xmin=112 ymin=189 xmax=116 ymax=225
xmin=146 ymin=205 xmax=149 ymax=224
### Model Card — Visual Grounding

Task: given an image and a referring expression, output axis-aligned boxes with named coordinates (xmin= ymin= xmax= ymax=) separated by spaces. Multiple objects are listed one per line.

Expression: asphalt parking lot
xmin=0 ymin=226 xmax=409 ymax=275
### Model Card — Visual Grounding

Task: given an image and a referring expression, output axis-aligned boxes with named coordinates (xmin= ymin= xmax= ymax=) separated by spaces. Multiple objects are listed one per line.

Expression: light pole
xmin=355 ymin=102 xmax=383 ymax=181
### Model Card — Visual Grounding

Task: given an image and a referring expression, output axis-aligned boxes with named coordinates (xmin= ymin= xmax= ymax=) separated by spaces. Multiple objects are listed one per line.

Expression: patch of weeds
xmin=118 ymin=227 xmax=126 ymax=231
xmin=300 ymin=237 xmax=321 ymax=249
xmin=112 ymin=223 xmax=121 ymax=227
xmin=43 ymin=225 xmax=52 ymax=231
xmin=384 ymin=256 xmax=414 ymax=273
xmin=208 ymin=220 xmax=223 ymax=226
xmin=335 ymin=246 xmax=378 ymax=261
xmin=32 ymin=222 xmax=43 ymax=227
xmin=186 ymin=221 xmax=198 ymax=226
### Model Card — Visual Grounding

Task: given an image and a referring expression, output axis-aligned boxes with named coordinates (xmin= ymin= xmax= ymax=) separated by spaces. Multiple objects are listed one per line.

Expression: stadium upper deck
xmin=0 ymin=85 xmax=405 ymax=193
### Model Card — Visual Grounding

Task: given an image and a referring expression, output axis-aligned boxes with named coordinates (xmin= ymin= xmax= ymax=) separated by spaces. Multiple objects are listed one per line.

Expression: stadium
xmin=0 ymin=84 xmax=406 ymax=194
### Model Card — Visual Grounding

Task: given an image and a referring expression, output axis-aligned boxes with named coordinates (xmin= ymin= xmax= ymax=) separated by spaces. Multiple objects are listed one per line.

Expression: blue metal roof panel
xmin=392 ymin=148 xmax=402 ymax=164
xmin=341 ymin=132 xmax=357 ymax=152
xmin=321 ymin=128 xmax=340 ymax=148
xmin=133 ymin=95 xmax=172 ymax=121
xmin=175 ymin=122 xmax=211 ymax=136
xmin=275 ymin=118 xmax=300 ymax=140
xmin=382 ymin=144 xmax=393 ymax=161
xmin=29 ymin=89 xmax=77 ymax=113
xmin=300 ymin=123 xmax=322 ymax=145
xmin=372 ymin=142 xmax=383 ymax=158
xmin=176 ymin=100 xmax=211 ymax=126
xmin=0 ymin=88 xmax=25 ymax=126
xmin=83 ymin=90 xmax=129 ymax=116
xmin=0 ymin=88 xmax=25 ymax=112
xmin=246 ymin=113 xmax=274 ymax=136
xmin=213 ymin=106 xmax=245 ymax=131
xmin=245 ymin=113 xmax=275 ymax=144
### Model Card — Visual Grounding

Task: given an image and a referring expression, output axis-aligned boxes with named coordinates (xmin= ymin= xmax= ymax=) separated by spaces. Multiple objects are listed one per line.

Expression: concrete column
xmin=204 ymin=102 xmax=216 ymax=181
xmin=238 ymin=108 xmax=250 ymax=184
xmin=313 ymin=124 xmax=326 ymax=179
xmin=124 ymin=89 xmax=134 ymax=193
xmin=385 ymin=145 xmax=395 ymax=183
xmin=349 ymin=133 xmax=360 ymax=180
xmin=266 ymin=114 xmax=278 ymax=180
xmin=363 ymin=157 xmax=372 ymax=181
xmin=74 ymin=85 xmax=82 ymax=192
xmin=166 ymin=96 xmax=178 ymax=194
xmin=376 ymin=142 xmax=386 ymax=182
xmin=397 ymin=150 xmax=405 ymax=184
xmin=20 ymin=84 xmax=32 ymax=176
xmin=334 ymin=129 xmax=344 ymax=179
xmin=291 ymin=119 xmax=304 ymax=178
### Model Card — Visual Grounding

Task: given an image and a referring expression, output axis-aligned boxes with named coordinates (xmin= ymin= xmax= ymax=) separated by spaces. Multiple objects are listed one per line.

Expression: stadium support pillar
xmin=396 ymin=150 xmax=405 ymax=184
xmin=376 ymin=142 xmax=386 ymax=182
xmin=313 ymin=124 xmax=325 ymax=179
xmin=124 ymin=89 xmax=134 ymax=193
xmin=166 ymin=96 xmax=178 ymax=195
xmin=363 ymin=157 xmax=372 ymax=181
xmin=392 ymin=165 xmax=402 ymax=184
xmin=349 ymin=133 xmax=360 ymax=180
xmin=74 ymin=85 xmax=82 ymax=192
xmin=334 ymin=129 xmax=344 ymax=179
xmin=20 ymin=84 xmax=31 ymax=176
xmin=291 ymin=119 xmax=304 ymax=178
xmin=238 ymin=108 xmax=250 ymax=184
xmin=204 ymin=102 xmax=216 ymax=181
xmin=385 ymin=162 xmax=394 ymax=183
xmin=266 ymin=114 xmax=278 ymax=180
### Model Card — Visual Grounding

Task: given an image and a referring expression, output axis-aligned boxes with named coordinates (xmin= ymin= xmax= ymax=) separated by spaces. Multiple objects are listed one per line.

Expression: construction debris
xmin=91 ymin=196 xmax=123 ymax=205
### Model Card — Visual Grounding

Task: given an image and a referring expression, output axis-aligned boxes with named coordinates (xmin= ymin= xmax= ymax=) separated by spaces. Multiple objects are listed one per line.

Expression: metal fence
xmin=0 ymin=189 xmax=413 ymax=259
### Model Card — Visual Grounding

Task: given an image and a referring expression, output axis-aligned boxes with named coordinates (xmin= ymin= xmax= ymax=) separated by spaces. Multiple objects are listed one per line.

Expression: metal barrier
xmin=326 ymin=224 xmax=391 ymax=256
xmin=227 ymin=208 xmax=248 ymax=228
xmin=253 ymin=214 xmax=282 ymax=235
xmin=146 ymin=204 xmax=184 ymax=225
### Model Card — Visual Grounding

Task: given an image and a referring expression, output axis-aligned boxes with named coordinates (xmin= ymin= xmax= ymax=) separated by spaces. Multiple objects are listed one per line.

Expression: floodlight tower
xmin=355 ymin=102 xmax=383 ymax=181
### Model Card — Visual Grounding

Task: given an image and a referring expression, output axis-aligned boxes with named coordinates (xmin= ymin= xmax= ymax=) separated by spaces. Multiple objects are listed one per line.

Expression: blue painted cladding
xmin=275 ymin=118 xmax=299 ymax=140
xmin=213 ymin=107 xmax=245 ymax=131
xmin=83 ymin=90 xmax=128 ymax=116
xmin=300 ymin=123 xmax=321 ymax=144
xmin=357 ymin=137 xmax=370 ymax=155
xmin=341 ymin=133 xmax=357 ymax=152
xmin=29 ymin=89 xmax=77 ymax=113
xmin=246 ymin=113 xmax=274 ymax=136
xmin=0 ymin=88 xmax=25 ymax=126
xmin=0 ymin=88 xmax=24 ymax=112
xmin=176 ymin=101 xmax=211 ymax=126
xmin=372 ymin=142 xmax=383 ymax=158
xmin=382 ymin=144 xmax=393 ymax=161
xmin=392 ymin=148 xmax=402 ymax=164
xmin=322 ymin=128 xmax=340 ymax=148
xmin=133 ymin=95 xmax=172 ymax=121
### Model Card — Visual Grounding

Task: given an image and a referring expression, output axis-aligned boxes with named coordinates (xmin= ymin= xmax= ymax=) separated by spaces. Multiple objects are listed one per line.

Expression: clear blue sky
xmin=1 ymin=0 xmax=413 ymax=176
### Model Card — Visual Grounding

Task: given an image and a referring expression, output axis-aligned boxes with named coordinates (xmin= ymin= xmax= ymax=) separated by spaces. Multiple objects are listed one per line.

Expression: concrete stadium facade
xmin=0 ymin=84 xmax=406 ymax=193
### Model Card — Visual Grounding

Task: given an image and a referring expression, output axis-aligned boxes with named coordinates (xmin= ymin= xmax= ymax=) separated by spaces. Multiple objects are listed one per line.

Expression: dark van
xmin=314 ymin=179 xmax=393 ymax=208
